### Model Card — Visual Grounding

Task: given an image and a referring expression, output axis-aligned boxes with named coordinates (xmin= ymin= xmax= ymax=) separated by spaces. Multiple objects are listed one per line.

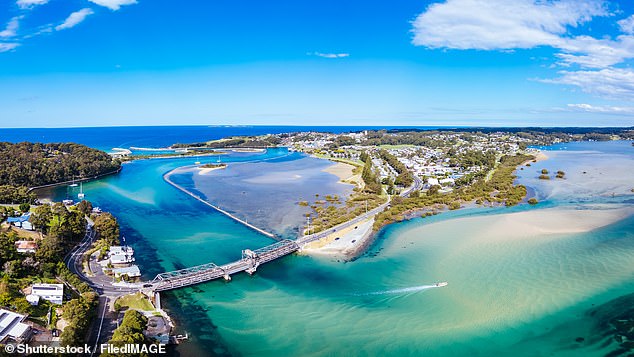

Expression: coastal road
xmin=298 ymin=174 xmax=422 ymax=245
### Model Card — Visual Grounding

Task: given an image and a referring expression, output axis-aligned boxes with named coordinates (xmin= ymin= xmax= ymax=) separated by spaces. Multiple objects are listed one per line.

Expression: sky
xmin=2 ymin=0 xmax=634 ymax=128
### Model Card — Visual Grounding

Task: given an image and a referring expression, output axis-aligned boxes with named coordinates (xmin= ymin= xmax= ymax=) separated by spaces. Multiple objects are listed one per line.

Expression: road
xmin=298 ymin=174 xmax=422 ymax=245
xmin=65 ymin=219 xmax=137 ymax=350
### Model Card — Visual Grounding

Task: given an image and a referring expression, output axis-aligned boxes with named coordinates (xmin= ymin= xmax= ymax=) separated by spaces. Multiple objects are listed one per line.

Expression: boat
xmin=77 ymin=182 xmax=85 ymax=200
xmin=434 ymin=282 xmax=448 ymax=287
xmin=69 ymin=176 xmax=78 ymax=187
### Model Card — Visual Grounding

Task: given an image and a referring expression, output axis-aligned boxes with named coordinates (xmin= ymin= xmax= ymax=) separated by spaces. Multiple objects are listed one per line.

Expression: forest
xmin=0 ymin=142 xmax=120 ymax=203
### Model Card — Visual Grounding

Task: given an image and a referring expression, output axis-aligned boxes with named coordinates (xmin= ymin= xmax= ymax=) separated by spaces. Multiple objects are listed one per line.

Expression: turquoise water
xmin=40 ymin=141 xmax=634 ymax=356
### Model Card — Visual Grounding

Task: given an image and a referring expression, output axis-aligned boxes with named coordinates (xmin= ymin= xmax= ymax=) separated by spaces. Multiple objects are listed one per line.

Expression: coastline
xmin=302 ymin=217 xmax=375 ymax=258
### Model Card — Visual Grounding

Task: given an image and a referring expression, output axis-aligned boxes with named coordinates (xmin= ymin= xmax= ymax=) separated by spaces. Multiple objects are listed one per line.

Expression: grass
xmin=115 ymin=293 xmax=155 ymax=311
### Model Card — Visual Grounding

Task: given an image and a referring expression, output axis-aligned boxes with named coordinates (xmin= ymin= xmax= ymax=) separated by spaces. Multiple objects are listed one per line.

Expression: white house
xmin=0 ymin=309 xmax=32 ymax=343
xmin=109 ymin=246 xmax=135 ymax=266
xmin=112 ymin=265 xmax=141 ymax=279
xmin=30 ymin=284 xmax=64 ymax=305
xmin=109 ymin=246 xmax=134 ymax=256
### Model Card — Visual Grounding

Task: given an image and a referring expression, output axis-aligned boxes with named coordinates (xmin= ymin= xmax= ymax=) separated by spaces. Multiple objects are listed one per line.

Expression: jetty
xmin=163 ymin=168 xmax=276 ymax=238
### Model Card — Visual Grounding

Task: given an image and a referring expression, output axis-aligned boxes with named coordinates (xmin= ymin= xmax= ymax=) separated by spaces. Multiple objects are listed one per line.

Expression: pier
xmin=163 ymin=169 xmax=276 ymax=238
xmin=147 ymin=240 xmax=299 ymax=291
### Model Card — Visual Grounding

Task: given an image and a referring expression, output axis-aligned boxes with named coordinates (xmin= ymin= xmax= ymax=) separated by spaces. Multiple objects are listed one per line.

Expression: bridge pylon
xmin=242 ymin=249 xmax=260 ymax=275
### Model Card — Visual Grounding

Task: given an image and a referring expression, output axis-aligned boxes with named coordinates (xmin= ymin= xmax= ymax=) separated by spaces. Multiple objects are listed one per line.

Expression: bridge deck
xmin=149 ymin=240 xmax=299 ymax=291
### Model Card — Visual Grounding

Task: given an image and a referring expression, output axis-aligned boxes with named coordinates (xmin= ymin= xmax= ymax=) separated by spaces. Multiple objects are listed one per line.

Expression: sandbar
xmin=322 ymin=162 xmax=363 ymax=188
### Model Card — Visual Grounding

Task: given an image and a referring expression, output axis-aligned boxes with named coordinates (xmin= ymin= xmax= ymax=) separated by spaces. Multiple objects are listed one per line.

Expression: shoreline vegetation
xmin=198 ymin=163 xmax=227 ymax=175
xmin=0 ymin=142 xmax=121 ymax=204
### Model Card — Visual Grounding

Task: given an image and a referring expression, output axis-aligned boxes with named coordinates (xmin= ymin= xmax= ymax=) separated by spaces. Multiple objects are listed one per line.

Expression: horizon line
xmin=2 ymin=124 xmax=634 ymax=130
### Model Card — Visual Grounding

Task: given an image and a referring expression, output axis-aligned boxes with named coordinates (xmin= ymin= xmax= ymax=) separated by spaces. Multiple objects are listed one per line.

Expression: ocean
xmin=2 ymin=126 xmax=633 ymax=356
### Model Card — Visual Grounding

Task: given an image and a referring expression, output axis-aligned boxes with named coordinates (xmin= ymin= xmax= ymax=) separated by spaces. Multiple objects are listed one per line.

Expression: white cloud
xmin=16 ymin=0 xmax=49 ymax=9
xmin=618 ymin=14 xmax=634 ymax=34
xmin=556 ymin=35 xmax=634 ymax=68
xmin=55 ymin=9 xmax=94 ymax=31
xmin=310 ymin=52 xmax=350 ymax=59
xmin=88 ymin=0 xmax=137 ymax=11
xmin=0 ymin=43 xmax=19 ymax=52
xmin=0 ymin=16 xmax=21 ymax=38
xmin=411 ymin=0 xmax=607 ymax=50
xmin=544 ymin=68 xmax=634 ymax=100
xmin=566 ymin=103 xmax=634 ymax=114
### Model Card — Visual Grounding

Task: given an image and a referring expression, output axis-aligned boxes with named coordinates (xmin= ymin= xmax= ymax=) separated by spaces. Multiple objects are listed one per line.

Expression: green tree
xmin=427 ymin=185 xmax=441 ymax=196
xmin=93 ymin=213 xmax=120 ymax=246
xmin=76 ymin=200 xmax=93 ymax=216
xmin=18 ymin=203 xmax=30 ymax=213
xmin=31 ymin=205 xmax=53 ymax=233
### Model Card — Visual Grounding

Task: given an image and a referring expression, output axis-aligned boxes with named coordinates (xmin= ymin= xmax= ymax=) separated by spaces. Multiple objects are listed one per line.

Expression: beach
xmin=302 ymin=217 xmax=375 ymax=257
xmin=321 ymin=161 xmax=363 ymax=187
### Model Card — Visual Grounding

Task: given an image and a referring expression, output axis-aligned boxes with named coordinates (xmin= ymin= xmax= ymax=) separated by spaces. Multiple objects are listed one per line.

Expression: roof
xmin=31 ymin=284 xmax=64 ymax=297
xmin=110 ymin=254 xmax=134 ymax=264
xmin=109 ymin=246 xmax=134 ymax=255
xmin=7 ymin=212 xmax=31 ymax=223
xmin=113 ymin=265 xmax=141 ymax=276
xmin=15 ymin=241 xmax=37 ymax=250
xmin=0 ymin=309 xmax=30 ymax=342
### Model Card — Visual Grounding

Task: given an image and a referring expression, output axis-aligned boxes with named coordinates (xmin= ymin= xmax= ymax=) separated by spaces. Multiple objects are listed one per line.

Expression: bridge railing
xmin=152 ymin=262 xmax=222 ymax=282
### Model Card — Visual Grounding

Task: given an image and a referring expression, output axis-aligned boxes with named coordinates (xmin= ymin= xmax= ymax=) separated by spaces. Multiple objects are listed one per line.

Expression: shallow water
xmin=39 ymin=140 xmax=634 ymax=356
xmin=168 ymin=152 xmax=354 ymax=237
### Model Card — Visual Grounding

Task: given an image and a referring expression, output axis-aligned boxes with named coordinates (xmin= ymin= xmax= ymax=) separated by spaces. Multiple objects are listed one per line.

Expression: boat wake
xmin=359 ymin=283 xmax=447 ymax=296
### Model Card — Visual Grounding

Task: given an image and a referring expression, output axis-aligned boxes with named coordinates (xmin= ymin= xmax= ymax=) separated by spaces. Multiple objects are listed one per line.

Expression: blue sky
xmin=2 ymin=0 xmax=634 ymax=127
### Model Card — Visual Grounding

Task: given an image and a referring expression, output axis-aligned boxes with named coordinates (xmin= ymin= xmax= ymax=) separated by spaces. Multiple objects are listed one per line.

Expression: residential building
xmin=30 ymin=284 xmax=64 ymax=305
xmin=15 ymin=240 xmax=37 ymax=254
xmin=112 ymin=265 xmax=141 ymax=279
xmin=7 ymin=212 xmax=33 ymax=231
xmin=0 ymin=309 xmax=32 ymax=343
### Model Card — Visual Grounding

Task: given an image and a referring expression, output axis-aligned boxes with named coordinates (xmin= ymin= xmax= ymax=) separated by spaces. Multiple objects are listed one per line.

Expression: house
xmin=30 ymin=284 xmax=64 ymax=305
xmin=427 ymin=178 xmax=439 ymax=186
xmin=7 ymin=212 xmax=33 ymax=231
xmin=109 ymin=246 xmax=135 ymax=266
xmin=15 ymin=240 xmax=37 ymax=254
xmin=112 ymin=265 xmax=141 ymax=279
xmin=110 ymin=254 xmax=135 ymax=265
xmin=0 ymin=309 xmax=32 ymax=343
xmin=109 ymin=246 xmax=134 ymax=256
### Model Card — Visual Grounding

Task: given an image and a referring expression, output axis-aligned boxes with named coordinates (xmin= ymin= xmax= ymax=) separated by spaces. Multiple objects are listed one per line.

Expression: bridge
xmin=146 ymin=240 xmax=299 ymax=292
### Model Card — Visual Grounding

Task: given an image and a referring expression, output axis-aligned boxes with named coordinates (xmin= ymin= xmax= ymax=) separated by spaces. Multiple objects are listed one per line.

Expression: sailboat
xmin=69 ymin=176 xmax=78 ymax=187
xmin=77 ymin=182 xmax=85 ymax=200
